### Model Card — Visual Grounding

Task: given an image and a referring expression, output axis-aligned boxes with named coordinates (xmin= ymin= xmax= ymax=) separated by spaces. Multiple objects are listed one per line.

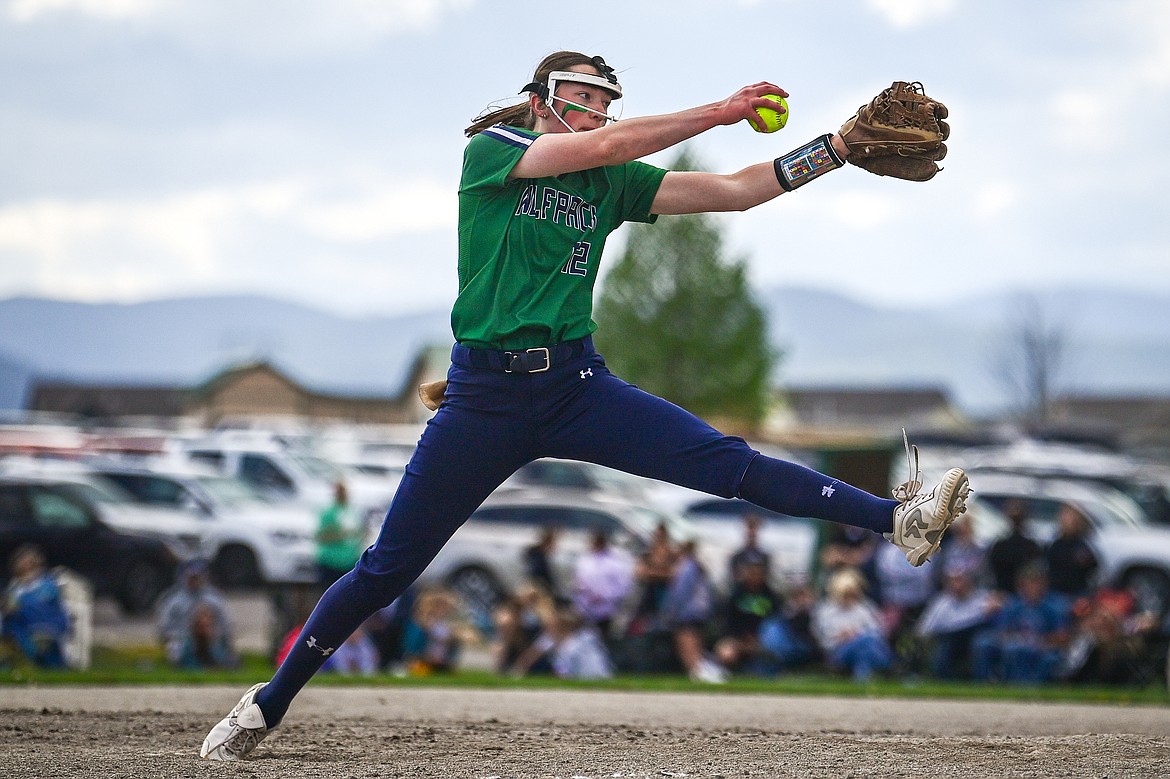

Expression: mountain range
xmin=3 ymin=286 xmax=1170 ymax=416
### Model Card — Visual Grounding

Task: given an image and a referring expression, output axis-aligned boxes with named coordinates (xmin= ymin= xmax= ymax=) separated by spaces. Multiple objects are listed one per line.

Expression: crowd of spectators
xmin=475 ymin=500 xmax=1167 ymax=687
xmin=5 ymin=494 xmax=1164 ymax=690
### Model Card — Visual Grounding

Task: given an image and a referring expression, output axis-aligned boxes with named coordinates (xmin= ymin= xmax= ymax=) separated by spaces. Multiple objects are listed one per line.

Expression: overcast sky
xmin=1 ymin=0 xmax=1168 ymax=319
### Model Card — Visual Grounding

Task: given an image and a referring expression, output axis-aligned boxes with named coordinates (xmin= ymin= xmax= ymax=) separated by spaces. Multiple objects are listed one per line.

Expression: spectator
xmin=987 ymin=499 xmax=1042 ymax=595
xmin=157 ymin=559 xmax=236 ymax=669
xmin=728 ymin=512 xmax=771 ymax=585
xmin=971 ymin=562 xmax=1071 ymax=684
xmin=509 ymin=606 xmax=614 ymax=680
xmin=2 ymin=544 xmax=70 ymax=668
xmin=364 ymin=588 xmax=417 ymax=672
xmin=872 ymin=539 xmax=937 ymax=673
xmin=818 ymin=525 xmax=878 ymax=588
xmin=522 ymin=527 xmax=561 ymax=601
xmin=492 ymin=583 xmax=556 ymax=674
xmin=658 ymin=539 xmax=726 ymax=683
xmin=1060 ymin=587 xmax=1158 ymax=685
xmin=628 ymin=522 xmax=678 ymax=634
xmin=812 ymin=567 xmax=893 ymax=683
xmin=322 ymin=621 xmax=380 ymax=676
xmin=316 ymin=481 xmax=364 ymax=588
xmin=758 ymin=581 xmax=819 ymax=673
xmin=933 ymin=514 xmax=988 ymax=585
xmin=403 ymin=588 xmax=465 ymax=675
xmin=571 ymin=529 xmax=635 ymax=641
xmin=915 ymin=570 xmax=1004 ymax=680
xmin=1045 ymin=504 xmax=1099 ymax=598
xmin=714 ymin=552 xmax=783 ymax=674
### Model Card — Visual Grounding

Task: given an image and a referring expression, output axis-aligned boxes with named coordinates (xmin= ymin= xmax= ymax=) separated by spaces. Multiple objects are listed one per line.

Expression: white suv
xmin=89 ymin=462 xmax=320 ymax=587
xmin=970 ymin=470 xmax=1170 ymax=616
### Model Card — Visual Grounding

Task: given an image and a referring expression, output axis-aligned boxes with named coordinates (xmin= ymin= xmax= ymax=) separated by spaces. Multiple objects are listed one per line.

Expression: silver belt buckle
xmin=505 ymin=346 xmax=551 ymax=373
xmin=527 ymin=347 xmax=551 ymax=373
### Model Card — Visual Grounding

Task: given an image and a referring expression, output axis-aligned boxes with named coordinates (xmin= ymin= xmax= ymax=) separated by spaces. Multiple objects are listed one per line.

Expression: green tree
xmin=594 ymin=149 xmax=778 ymax=427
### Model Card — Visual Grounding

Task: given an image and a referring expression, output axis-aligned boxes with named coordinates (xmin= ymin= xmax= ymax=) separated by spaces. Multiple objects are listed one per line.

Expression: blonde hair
xmin=825 ymin=567 xmax=867 ymax=602
xmin=464 ymin=51 xmax=612 ymax=137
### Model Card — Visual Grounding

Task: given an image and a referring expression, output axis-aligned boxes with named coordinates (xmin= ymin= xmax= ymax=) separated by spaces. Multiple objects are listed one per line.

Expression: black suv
xmin=0 ymin=476 xmax=178 ymax=614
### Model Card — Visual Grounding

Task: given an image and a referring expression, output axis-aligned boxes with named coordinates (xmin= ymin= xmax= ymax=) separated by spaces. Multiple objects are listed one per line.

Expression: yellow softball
xmin=752 ymin=95 xmax=788 ymax=133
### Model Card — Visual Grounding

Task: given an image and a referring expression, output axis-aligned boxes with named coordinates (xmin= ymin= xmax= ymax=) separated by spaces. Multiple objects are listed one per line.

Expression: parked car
xmin=960 ymin=440 xmax=1170 ymax=526
xmin=0 ymin=475 xmax=179 ymax=614
xmin=87 ymin=462 xmax=320 ymax=588
xmin=181 ymin=440 xmax=401 ymax=525
xmin=0 ymin=457 xmax=211 ymax=562
xmin=968 ymin=470 xmax=1170 ymax=616
xmin=414 ymin=488 xmax=733 ymax=627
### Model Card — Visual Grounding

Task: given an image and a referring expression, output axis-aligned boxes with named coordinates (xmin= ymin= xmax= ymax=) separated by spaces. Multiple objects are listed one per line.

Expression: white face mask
xmin=525 ymin=69 xmax=623 ymax=133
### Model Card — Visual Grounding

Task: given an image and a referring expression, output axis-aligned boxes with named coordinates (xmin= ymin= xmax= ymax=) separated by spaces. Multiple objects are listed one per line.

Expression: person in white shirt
xmin=571 ymin=529 xmax=635 ymax=641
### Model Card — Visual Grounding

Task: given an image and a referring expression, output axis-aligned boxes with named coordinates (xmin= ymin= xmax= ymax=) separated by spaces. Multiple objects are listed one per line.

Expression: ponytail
xmin=465 ymin=102 xmax=533 ymax=138
xmin=464 ymin=50 xmax=612 ymax=138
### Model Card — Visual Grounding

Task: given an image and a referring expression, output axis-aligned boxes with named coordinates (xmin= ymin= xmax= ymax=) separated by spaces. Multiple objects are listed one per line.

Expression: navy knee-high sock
xmin=737 ymin=454 xmax=897 ymax=534
xmin=255 ymin=569 xmax=389 ymax=727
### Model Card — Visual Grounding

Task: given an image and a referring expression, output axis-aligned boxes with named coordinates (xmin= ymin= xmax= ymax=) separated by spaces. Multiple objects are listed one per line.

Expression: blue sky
xmin=1 ymin=0 xmax=1168 ymax=318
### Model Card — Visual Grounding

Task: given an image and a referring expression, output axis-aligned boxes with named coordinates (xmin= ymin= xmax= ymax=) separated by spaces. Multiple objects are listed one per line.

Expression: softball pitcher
xmin=202 ymin=51 xmax=965 ymax=760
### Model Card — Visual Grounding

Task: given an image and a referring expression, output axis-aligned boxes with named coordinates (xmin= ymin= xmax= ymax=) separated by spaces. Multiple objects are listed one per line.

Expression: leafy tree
xmin=594 ymin=149 xmax=777 ymax=427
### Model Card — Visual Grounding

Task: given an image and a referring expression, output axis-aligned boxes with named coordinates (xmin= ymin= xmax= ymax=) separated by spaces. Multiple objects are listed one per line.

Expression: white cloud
xmin=865 ymin=0 xmax=957 ymax=29
xmin=8 ymin=0 xmax=163 ymax=21
xmin=5 ymin=0 xmax=478 ymax=54
xmin=0 ymin=176 xmax=456 ymax=302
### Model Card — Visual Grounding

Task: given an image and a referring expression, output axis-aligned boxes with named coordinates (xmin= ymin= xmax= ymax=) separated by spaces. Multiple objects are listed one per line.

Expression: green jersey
xmin=453 ymin=124 xmax=667 ymax=350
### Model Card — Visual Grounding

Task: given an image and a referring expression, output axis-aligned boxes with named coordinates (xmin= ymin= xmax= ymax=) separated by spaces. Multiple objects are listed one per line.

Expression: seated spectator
xmin=156 ymin=559 xmax=236 ymax=669
xmin=510 ymin=606 xmax=614 ymax=680
xmin=934 ymin=514 xmax=988 ymax=585
xmin=2 ymin=544 xmax=71 ymax=668
xmin=915 ymin=570 xmax=1004 ymax=680
xmin=403 ymin=588 xmax=465 ymax=675
xmin=364 ymin=587 xmax=417 ymax=672
xmin=987 ymin=499 xmax=1042 ymax=595
xmin=818 ymin=525 xmax=878 ymax=587
xmin=323 ymin=621 xmax=380 ymax=676
xmin=714 ymin=552 xmax=783 ymax=674
xmin=757 ymin=581 xmax=819 ymax=672
xmin=658 ymin=539 xmax=726 ymax=683
xmin=812 ymin=567 xmax=893 ymax=683
xmin=1060 ymin=587 xmax=1159 ymax=685
xmin=972 ymin=562 xmax=1071 ymax=684
xmin=492 ymin=583 xmax=556 ymax=674
xmin=572 ymin=529 xmax=635 ymax=642
xmin=1045 ymin=504 xmax=1099 ymax=598
xmin=630 ymin=521 xmax=678 ymax=632
xmin=872 ymin=539 xmax=937 ymax=673
xmin=523 ymin=527 xmax=562 ymax=602
xmin=727 ymin=512 xmax=772 ymax=585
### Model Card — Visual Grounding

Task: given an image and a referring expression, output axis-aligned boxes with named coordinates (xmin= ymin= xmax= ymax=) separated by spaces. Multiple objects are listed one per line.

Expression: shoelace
xmin=891 ymin=428 xmax=923 ymax=504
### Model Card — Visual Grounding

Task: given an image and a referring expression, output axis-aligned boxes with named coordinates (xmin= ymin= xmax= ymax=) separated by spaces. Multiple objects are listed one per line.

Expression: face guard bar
xmin=520 ymin=61 xmax=623 ymax=128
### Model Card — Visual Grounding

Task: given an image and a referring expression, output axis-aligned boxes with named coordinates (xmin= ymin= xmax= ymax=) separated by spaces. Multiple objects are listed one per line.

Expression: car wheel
xmin=1122 ymin=567 xmax=1170 ymax=618
xmin=447 ymin=566 xmax=505 ymax=628
xmin=213 ymin=544 xmax=263 ymax=589
xmin=117 ymin=560 xmax=170 ymax=615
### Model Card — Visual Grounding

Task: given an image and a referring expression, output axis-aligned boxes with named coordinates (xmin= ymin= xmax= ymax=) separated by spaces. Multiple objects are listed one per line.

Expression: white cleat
xmin=200 ymin=682 xmax=271 ymax=761
xmin=885 ymin=431 xmax=971 ymax=567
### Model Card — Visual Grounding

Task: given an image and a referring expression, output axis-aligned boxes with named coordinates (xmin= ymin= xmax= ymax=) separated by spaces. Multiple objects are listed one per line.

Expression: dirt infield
xmin=3 ymin=686 xmax=1168 ymax=778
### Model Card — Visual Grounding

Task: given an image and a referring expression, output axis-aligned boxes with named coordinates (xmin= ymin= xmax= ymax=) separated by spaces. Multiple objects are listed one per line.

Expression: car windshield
xmin=59 ymin=478 xmax=135 ymax=505
xmin=288 ymin=452 xmax=344 ymax=480
xmin=1086 ymin=489 xmax=1148 ymax=529
xmin=196 ymin=475 xmax=267 ymax=506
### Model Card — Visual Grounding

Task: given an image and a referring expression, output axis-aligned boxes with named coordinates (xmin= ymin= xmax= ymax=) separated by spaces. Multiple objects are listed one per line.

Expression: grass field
xmin=4 ymin=645 xmax=1167 ymax=707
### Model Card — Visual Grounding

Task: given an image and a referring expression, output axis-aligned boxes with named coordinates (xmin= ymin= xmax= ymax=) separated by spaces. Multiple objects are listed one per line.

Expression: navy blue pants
xmin=258 ymin=339 xmax=897 ymax=723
